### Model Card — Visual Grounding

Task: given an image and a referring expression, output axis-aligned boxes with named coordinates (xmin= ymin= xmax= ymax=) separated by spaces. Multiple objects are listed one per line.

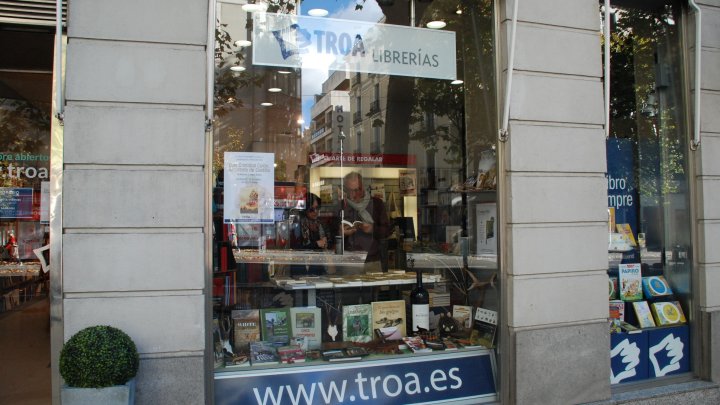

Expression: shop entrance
xmin=0 ymin=23 xmax=54 ymax=404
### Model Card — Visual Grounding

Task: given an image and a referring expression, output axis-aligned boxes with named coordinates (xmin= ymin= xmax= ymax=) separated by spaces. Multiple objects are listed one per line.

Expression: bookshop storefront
xmin=53 ymin=0 xmax=720 ymax=404
xmin=211 ymin=1 xmax=501 ymax=404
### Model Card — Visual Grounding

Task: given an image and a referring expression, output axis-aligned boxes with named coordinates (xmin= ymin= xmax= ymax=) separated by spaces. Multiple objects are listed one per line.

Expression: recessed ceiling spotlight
xmin=451 ymin=79 xmax=464 ymax=85
xmin=308 ymin=8 xmax=329 ymax=17
xmin=268 ymin=87 xmax=282 ymax=93
xmin=234 ymin=39 xmax=252 ymax=47
xmin=242 ymin=3 xmax=267 ymax=12
xmin=230 ymin=66 xmax=246 ymax=72
xmin=426 ymin=20 xmax=447 ymax=29
xmin=456 ymin=9 xmax=463 ymax=15
xmin=260 ymin=102 xmax=273 ymax=106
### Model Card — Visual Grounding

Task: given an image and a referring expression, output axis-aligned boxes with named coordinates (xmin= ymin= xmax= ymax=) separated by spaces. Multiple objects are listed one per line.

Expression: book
xmin=249 ymin=341 xmax=280 ymax=365
xmin=470 ymin=307 xmax=498 ymax=348
xmin=423 ymin=338 xmax=446 ymax=351
xmin=322 ymin=347 xmax=369 ymax=362
xmin=277 ymin=345 xmax=306 ymax=364
xmin=650 ymin=301 xmax=687 ymax=326
xmin=342 ymin=304 xmax=373 ymax=343
xmin=642 ymin=276 xmax=673 ymax=298
xmin=452 ymin=305 xmax=473 ymax=329
xmin=290 ymin=307 xmax=322 ymax=350
xmin=341 ymin=219 xmax=365 ymax=229
xmin=609 ymin=300 xmax=625 ymax=320
xmin=260 ymin=308 xmax=291 ymax=345
xmin=609 ymin=277 xmax=618 ymax=300
xmin=441 ymin=338 xmax=458 ymax=351
xmin=616 ymin=223 xmax=637 ymax=247
xmin=619 ymin=263 xmax=642 ymax=301
xmin=371 ymin=300 xmax=406 ymax=340
xmin=231 ymin=309 xmax=260 ymax=355
xmin=402 ymin=336 xmax=432 ymax=353
xmin=632 ymin=301 xmax=656 ymax=328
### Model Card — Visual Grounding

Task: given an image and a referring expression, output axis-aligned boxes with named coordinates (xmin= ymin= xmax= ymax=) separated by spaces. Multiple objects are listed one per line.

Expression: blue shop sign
xmin=0 ymin=187 xmax=33 ymax=219
xmin=215 ymin=350 xmax=496 ymax=405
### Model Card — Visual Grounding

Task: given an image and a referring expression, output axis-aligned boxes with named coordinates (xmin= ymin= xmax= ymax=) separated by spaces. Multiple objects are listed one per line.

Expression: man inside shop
xmin=339 ymin=171 xmax=391 ymax=272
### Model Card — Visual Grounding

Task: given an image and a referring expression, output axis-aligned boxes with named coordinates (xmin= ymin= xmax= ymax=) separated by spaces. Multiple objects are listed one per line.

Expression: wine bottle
xmin=410 ymin=269 xmax=430 ymax=333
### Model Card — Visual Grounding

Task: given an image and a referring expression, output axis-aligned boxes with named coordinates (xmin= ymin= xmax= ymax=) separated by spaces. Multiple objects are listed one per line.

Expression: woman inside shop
xmin=290 ymin=193 xmax=328 ymax=276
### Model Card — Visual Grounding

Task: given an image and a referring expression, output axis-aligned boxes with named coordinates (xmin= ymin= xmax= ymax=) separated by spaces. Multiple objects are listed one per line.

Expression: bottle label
xmin=412 ymin=304 xmax=430 ymax=331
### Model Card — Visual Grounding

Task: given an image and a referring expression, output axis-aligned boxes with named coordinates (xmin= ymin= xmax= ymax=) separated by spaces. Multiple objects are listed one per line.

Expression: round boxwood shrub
xmin=59 ymin=325 xmax=139 ymax=388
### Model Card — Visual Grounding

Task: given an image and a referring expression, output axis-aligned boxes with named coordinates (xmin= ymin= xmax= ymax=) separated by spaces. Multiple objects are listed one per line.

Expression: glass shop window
xmin=604 ymin=0 xmax=694 ymax=384
xmin=211 ymin=2 xmax=500 ymax=403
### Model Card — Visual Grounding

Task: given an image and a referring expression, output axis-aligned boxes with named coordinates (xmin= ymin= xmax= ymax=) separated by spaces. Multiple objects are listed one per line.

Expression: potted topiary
xmin=59 ymin=325 xmax=140 ymax=405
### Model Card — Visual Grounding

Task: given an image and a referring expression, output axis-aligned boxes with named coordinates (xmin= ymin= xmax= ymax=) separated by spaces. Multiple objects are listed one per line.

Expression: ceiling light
xmin=278 ymin=70 xmax=292 ymax=74
xmin=308 ymin=8 xmax=329 ymax=17
xmin=451 ymin=79 xmax=464 ymax=85
xmin=268 ymin=87 xmax=282 ymax=93
xmin=456 ymin=9 xmax=463 ymax=15
xmin=234 ymin=39 xmax=252 ymax=47
xmin=426 ymin=20 xmax=447 ymax=29
xmin=260 ymin=102 xmax=273 ymax=106
xmin=242 ymin=3 xmax=267 ymax=12
xmin=230 ymin=66 xmax=246 ymax=72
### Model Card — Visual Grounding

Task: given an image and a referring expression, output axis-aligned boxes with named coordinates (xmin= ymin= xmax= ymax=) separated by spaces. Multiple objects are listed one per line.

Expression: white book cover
xmin=290 ymin=307 xmax=322 ymax=350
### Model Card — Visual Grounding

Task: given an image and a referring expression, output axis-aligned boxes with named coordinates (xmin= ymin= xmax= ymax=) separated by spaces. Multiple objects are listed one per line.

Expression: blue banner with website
xmin=0 ymin=187 xmax=33 ymax=219
xmin=606 ymin=138 xmax=638 ymax=237
xmin=215 ymin=351 xmax=496 ymax=405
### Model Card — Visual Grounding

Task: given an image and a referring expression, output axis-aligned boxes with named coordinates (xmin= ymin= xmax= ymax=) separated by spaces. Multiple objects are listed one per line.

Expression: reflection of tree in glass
xmin=605 ymin=4 xmax=686 ymax=203
xmin=408 ymin=0 xmax=496 ymax=166
xmin=0 ymin=99 xmax=50 ymax=187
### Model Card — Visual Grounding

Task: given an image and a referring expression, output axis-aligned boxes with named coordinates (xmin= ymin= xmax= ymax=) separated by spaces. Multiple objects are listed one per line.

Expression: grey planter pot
xmin=61 ymin=379 xmax=135 ymax=405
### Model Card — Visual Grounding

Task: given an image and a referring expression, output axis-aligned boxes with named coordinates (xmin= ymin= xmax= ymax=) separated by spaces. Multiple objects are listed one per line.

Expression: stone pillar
xmin=499 ymin=1 xmax=610 ymax=403
xmin=59 ymin=0 xmax=209 ymax=403
xmin=694 ymin=1 xmax=720 ymax=384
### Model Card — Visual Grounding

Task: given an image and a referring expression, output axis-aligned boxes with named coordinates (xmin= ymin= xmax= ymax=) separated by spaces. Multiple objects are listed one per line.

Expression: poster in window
xmin=224 ymin=152 xmax=274 ymax=224
xmin=476 ymin=203 xmax=497 ymax=255
xmin=398 ymin=169 xmax=416 ymax=196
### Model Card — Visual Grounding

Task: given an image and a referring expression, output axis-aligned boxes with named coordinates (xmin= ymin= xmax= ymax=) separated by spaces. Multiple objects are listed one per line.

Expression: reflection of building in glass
xmin=214 ymin=2 xmax=305 ymax=182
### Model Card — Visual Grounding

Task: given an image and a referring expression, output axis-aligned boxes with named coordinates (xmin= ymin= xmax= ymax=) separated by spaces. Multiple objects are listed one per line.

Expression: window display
xmin=212 ymin=0 xmax=499 ymax=403
xmin=604 ymin=0 xmax=693 ymax=384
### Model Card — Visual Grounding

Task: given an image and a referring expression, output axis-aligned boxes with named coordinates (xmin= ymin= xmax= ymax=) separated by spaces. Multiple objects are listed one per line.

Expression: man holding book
xmin=339 ymin=172 xmax=390 ymax=272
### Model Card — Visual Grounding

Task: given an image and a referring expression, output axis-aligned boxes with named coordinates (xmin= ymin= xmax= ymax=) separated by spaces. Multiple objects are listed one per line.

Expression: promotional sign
xmin=606 ymin=138 xmax=638 ymax=238
xmin=224 ymin=152 xmax=275 ymax=224
xmin=215 ymin=351 xmax=496 ymax=405
xmin=647 ymin=325 xmax=690 ymax=378
xmin=309 ymin=152 xmax=416 ymax=167
xmin=0 ymin=187 xmax=33 ymax=219
xmin=610 ymin=331 xmax=648 ymax=384
xmin=253 ymin=13 xmax=457 ymax=80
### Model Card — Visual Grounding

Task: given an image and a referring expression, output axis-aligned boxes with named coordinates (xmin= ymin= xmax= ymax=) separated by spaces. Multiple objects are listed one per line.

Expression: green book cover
xmin=260 ymin=308 xmax=291 ymax=345
xmin=342 ymin=304 xmax=373 ymax=343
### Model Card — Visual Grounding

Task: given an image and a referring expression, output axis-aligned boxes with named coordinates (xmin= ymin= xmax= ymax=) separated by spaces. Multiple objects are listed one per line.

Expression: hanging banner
xmin=253 ymin=13 xmax=457 ymax=80
xmin=224 ymin=152 xmax=275 ymax=224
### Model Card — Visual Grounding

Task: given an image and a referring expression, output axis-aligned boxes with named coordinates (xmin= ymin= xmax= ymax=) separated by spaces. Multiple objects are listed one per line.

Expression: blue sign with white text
xmin=215 ymin=351 xmax=496 ymax=405
xmin=606 ymin=138 xmax=638 ymax=237
xmin=0 ymin=187 xmax=33 ymax=219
